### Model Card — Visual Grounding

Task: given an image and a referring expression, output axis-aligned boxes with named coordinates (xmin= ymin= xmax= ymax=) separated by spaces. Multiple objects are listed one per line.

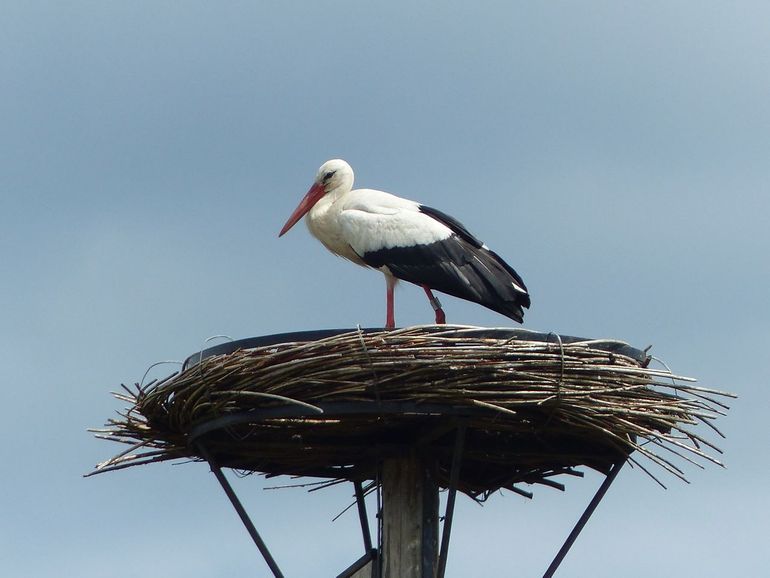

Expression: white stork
xmin=279 ymin=159 xmax=530 ymax=328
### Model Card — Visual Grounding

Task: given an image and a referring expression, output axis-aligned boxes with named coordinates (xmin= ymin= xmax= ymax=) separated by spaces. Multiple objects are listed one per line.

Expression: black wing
xmin=362 ymin=207 xmax=530 ymax=322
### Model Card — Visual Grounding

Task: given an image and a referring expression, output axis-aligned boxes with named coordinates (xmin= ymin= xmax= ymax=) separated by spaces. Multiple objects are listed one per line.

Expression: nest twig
xmin=88 ymin=325 xmax=733 ymax=497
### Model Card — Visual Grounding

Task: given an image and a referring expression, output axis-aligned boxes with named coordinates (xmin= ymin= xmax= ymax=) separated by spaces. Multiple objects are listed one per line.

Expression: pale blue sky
xmin=1 ymin=2 xmax=767 ymax=576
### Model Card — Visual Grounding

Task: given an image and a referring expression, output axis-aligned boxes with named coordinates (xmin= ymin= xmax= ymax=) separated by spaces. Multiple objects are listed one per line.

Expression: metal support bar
xmin=421 ymin=465 xmax=439 ymax=578
xmin=375 ymin=467 xmax=383 ymax=578
xmin=355 ymin=481 xmax=373 ymax=552
xmin=435 ymin=424 xmax=467 ymax=578
xmin=336 ymin=549 xmax=378 ymax=578
xmin=542 ymin=459 xmax=627 ymax=578
xmin=196 ymin=443 xmax=285 ymax=578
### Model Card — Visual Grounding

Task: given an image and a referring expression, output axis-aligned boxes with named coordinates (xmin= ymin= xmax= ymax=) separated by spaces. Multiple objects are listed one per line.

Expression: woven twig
xmin=89 ymin=326 xmax=733 ymax=495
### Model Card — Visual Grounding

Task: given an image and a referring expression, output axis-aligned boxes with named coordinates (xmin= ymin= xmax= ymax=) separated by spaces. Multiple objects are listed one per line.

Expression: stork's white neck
xmin=305 ymin=186 xmax=364 ymax=265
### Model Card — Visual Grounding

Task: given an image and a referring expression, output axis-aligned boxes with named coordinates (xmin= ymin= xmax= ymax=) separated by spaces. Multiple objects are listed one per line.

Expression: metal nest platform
xmin=90 ymin=325 xmax=733 ymax=578
xmin=91 ymin=325 xmax=729 ymax=494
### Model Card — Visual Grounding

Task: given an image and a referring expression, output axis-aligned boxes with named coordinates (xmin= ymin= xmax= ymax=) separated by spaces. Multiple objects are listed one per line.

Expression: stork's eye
xmin=323 ymin=171 xmax=335 ymax=182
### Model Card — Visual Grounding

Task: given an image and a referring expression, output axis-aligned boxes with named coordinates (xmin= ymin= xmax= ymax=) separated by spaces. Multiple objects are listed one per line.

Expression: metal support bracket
xmin=542 ymin=458 xmax=627 ymax=578
xmin=196 ymin=442 xmax=285 ymax=578
xmin=190 ymin=415 xmax=625 ymax=578
xmin=354 ymin=481 xmax=373 ymax=552
xmin=436 ymin=424 xmax=467 ymax=578
xmin=334 ymin=481 xmax=379 ymax=578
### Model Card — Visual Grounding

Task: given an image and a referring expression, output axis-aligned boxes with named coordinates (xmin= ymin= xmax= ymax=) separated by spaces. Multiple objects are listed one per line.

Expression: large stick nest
xmin=90 ymin=326 xmax=732 ymax=498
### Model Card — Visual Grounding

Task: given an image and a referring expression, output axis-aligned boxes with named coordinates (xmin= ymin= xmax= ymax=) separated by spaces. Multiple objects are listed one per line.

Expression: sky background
xmin=2 ymin=1 xmax=767 ymax=576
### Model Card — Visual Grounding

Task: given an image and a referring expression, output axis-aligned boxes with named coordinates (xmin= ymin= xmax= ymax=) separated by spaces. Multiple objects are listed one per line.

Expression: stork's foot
xmin=422 ymin=285 xmax=446 ymax=325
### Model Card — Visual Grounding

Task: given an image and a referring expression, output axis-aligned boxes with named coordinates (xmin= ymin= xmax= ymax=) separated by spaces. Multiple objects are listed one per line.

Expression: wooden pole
xmin=382 ymin=452 xmax=439 ymax=578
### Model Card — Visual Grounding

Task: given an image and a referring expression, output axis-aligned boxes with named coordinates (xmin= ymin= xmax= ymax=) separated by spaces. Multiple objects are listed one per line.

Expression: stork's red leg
xmin=385 ymin=275 xmax=397 ymax=329
xmin=422 ymin=285 xmax=446 ymax=325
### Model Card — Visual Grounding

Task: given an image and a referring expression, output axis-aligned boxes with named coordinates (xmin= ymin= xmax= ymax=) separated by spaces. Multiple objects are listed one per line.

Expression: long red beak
xmin=279 ymin=182 xmax=325 ymax=237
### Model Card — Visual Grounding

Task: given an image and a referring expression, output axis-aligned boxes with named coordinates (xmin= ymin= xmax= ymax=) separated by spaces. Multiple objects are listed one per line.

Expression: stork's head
xmin=279 ymin=159 xmax=354 ymax=236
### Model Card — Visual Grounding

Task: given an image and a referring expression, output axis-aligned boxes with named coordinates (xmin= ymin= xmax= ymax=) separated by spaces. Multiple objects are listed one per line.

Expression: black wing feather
xmin=363 ymin=233 xmax=530 ymax=323
xmin=418 ymin=205 xmax=484 ymax=248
